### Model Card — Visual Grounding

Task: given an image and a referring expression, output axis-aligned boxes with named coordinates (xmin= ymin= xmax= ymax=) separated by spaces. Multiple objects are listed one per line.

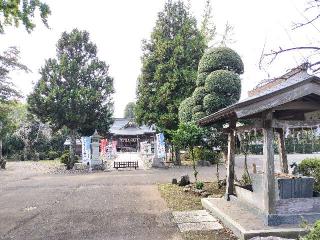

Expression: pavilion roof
xmin=198 ymin=69 xmax=320 ymax=126
xmin=109 ymin=118 xmax=155 ymax=136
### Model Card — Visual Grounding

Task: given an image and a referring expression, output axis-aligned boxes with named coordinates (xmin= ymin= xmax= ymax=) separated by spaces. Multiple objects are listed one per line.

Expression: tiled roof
xmin=109 ymin=118 xmax=155 ymax=136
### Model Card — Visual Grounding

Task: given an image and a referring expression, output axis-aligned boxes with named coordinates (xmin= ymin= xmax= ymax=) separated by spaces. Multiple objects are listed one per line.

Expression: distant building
xmin=108 ymin=118 xmax=156 ymax=152
xmin=63 ymin=118 xmax=156 ymax=153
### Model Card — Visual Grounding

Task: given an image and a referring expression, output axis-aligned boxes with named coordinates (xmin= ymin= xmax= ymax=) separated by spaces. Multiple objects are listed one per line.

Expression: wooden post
xmin=276 ymin=128 xmax=289 ymax=174
xmin=262 ymin=111 xmax=276 ymax=214
xmin=225 ymin=118 xmax=236 ymax=201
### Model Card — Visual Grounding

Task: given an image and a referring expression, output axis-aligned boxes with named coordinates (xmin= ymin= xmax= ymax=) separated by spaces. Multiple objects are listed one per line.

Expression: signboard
xmin=81 ymin=136 xmax=91 ymax=164
xmin=156 ymin=133 xmax=165 ymax=158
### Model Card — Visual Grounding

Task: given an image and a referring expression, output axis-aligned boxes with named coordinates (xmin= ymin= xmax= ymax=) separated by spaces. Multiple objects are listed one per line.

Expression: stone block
xmin=277 ymin=177 xmax=314 ymax=199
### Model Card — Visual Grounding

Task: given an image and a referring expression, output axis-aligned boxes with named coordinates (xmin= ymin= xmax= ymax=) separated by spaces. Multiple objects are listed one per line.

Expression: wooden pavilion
xmin=199 ymin=64 xmax=320 ymax=225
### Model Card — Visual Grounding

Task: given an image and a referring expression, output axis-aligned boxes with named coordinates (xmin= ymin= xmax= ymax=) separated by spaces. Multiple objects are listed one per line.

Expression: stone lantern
xmin=90 ymin=130 xmax=101 ymax=166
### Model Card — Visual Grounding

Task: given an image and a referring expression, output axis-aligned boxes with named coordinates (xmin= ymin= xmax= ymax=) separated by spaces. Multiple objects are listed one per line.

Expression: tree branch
xmin=265 ymin=46 xmax=320 ymax=57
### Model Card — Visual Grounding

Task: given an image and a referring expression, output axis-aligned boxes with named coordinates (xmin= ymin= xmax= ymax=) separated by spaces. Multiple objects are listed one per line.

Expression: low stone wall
xmin=276 ymin=197 xmax=320 ymax=214
xmin=235 ymin=186 xmax=264 ymax=211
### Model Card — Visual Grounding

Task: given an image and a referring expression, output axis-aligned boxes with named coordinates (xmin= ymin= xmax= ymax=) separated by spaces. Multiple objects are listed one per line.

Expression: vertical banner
xmin=81 ymin=136 xmax=92 ymax=163
xmin=100 ymin=139 xmax=108 ymax=159
xmin=112 ymin=140 xmax=117 ymax=155
xmin=156 ymin=133 xmax=165 ymax=158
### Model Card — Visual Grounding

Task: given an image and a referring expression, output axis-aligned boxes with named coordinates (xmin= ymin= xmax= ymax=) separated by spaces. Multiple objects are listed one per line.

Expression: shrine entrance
xmin=116 ymin=136 xmax=140 ymax=152
xmin=107 ymin=118 xmax=156 ymax=152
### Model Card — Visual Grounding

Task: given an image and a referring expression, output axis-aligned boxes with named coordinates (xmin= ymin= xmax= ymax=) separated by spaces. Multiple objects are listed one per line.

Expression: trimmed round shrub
xmin=192 ymin=111 xmax=206 ymax=121
xmin=192 ymin=105 xmax=203 ymax=114
xmin=298 ymin=157 xmax=320 ymax=192
xmin=196 ymin=72 xmax=209 ymax=86
xmin=48 ymin=151 xmax=60 ymax=160
xmin=178 ymin=97 xmax=194 ymax=123
xmin=192 ymin=86 xmax=207 ymax=105
xmin=203 ymin=93 xmax=223 ymax=114
xmin=198 ymin=47 xmax=244 ymax=74
xmin=205 ymin=70 xmax=241 ymax=103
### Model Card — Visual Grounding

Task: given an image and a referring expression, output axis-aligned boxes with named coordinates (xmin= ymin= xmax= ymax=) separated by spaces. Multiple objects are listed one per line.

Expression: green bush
xmin=203 ymin=93 xmax=222 ymax=114
xmin=60 ymin=151 xmax=70 ymax=165
xmin=192 ymin=87 xmax=207 ymax=105
xmin=198 ymin=47 xmax=244 ymax=74
xmin=303 ymin=220 xmax=320 ymax=240
xmin=178 ymin=97 xmax=194 ymax=123
xmin=204 ymin=70 xmax=241 ymax=101
xmin=248 ymin=144 xmax=263 ymax=155
xmin=195 ymin=181 xmax=204 ymax=190
xmin=298 ymin=158 xmax=320 ymax=192
xmin=192 ymin=105 xmax=203 ymax=115
xmin=38 ymin=152 xmax=47 ymax=160
xmin=193 ymin=147 xmax=221 ymax=164
xmin=59 ymin=151 xmax=79 ymax=165
xmin=196 ymin=72 xmax=209 ymax=86
xmin=192 ymin=111 xmax=206 ymax=121
xmin=47 ymin=151 xmax=59 ymax=160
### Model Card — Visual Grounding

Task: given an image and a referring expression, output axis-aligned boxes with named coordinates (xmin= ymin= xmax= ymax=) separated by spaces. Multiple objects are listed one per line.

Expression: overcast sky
xmin=0 ymin=0 xmax=317 ymax=117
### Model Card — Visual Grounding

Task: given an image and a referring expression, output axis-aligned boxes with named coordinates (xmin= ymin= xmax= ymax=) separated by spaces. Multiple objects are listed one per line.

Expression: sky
xmin=0 ymin=0 xmax=317 ymax=117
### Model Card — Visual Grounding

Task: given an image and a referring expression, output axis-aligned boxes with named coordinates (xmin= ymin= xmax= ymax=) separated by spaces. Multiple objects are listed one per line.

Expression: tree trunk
xmin=68 ymin=129 xmax=77 ymax=170
xmin=175 ymin=146 xmax=181 ymax=165
xmin=23 ymin=145 xmax=28 ymax=161
xmin=0 ymin=138 xmax=5 ymax=169
xmin=190 ymin=146 xmax=198 ymax=182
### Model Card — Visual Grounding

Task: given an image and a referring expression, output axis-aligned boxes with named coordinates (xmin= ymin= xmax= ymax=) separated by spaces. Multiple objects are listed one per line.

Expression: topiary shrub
xmin=192 ymin=87 xmax=207 ymax=105
xmin=196 ymin=72 xmax=209 ymax=86
xmin=198 ymin=47 xmax=244 ymax=74
xmin=192 ymin=105 xmax=203 ymax=115
xmin=205 ymin=70 xmax=241 ymax=97
xmin=298 ymin=158 xmax=320 ymax=192
xmin=192 ymin=111 xmax=206 ymax=121
xmin=178 ymin=97 xmax=194 ymax=123
xmin=303 ymin=220 xmax=320 ymax=240
xmin=203 ymin=93 xmax=223 ymax=114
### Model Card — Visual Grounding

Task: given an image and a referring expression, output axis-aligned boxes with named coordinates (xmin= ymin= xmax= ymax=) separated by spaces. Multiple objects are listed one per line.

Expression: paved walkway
xmin=0 ymin=167 xmax=182 ymax=240
xmin=1 ymin=153 xmax=318 ymax=240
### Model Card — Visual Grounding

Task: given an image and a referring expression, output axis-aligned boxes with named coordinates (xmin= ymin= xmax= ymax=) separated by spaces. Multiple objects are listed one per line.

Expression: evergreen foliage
xmin=135 ymin=0 xmax=206 ymax=132
xmin=178 ymin=46 xmax=243 ymax=122
xmin=198 ymin=47 xmax=244 ymax=74
xmin=172 ymin=122 xmax=204 ymax=181
xmin=178 ymin=97 xmax=194 ymax=123
xmin=28 ymin=29 xmax=114 ymax=169
xmin=124 ymin=102 xmax=136 ymax=119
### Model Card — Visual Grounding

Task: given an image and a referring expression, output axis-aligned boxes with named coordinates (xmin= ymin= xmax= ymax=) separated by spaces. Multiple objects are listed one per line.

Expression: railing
xmin=113 ymin=161 xmax=139 ymax=169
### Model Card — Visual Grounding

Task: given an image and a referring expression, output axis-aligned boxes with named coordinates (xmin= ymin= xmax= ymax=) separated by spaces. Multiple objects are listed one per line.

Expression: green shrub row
xmin=298 ymin=157 xmax=320 ymax=192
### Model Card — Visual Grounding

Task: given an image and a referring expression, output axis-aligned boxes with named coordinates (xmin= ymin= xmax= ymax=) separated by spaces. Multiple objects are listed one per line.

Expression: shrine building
xmin=108 ymin=118 xmax=156 ymax=152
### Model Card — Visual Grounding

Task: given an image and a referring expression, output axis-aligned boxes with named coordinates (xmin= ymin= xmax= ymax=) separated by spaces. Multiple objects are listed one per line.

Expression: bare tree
xmin=261 ymin=0 xmax=320 ymax=73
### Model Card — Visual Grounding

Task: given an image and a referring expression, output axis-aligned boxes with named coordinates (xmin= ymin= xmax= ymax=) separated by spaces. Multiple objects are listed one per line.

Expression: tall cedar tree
xmin=124 ymin=102 xmax=136 ymax=119
xmin=135 ymin=0 xmax=206 ymax=134
xmin=28 ymin=29 xmax=114 ymax=169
